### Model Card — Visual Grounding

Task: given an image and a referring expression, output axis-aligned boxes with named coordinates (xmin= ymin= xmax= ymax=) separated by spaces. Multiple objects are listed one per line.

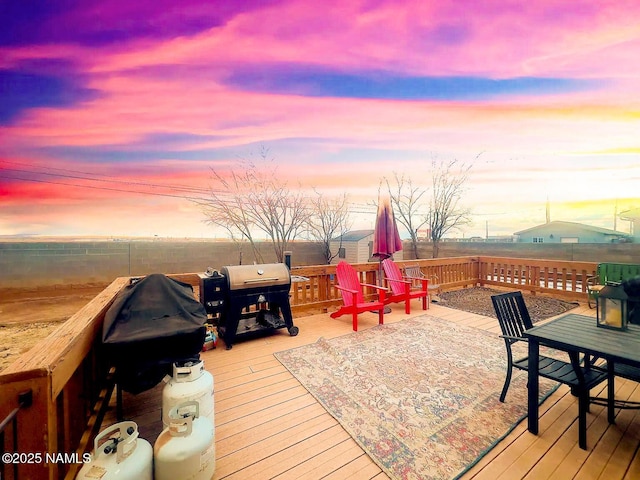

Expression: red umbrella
xmin=373 ymin=194 xmax=403 ymax=260
xmin=372 ymin=195 xmax=402 ymax=313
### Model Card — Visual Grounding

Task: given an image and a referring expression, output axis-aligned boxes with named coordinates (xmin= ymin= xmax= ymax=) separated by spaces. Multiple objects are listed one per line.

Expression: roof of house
xmin=332 ymin=229 xmax=374 ymax=242
xmin=514 ymin=220 xmax=630 ymax=237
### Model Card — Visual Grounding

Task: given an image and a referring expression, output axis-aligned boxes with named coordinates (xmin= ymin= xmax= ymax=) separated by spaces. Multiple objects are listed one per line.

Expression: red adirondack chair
xmin=330 ymin=261 xmax=387 ymax=331
xmin=381 ymin=258 xmax=428 ymax=314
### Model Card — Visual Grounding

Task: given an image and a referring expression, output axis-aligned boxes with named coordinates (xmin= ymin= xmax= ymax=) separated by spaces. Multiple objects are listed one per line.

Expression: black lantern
xmin=597 ymin=284 xmax=628 ymax=331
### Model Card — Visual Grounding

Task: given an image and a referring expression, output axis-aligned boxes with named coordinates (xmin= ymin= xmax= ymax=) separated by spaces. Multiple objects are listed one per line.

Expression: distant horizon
xmin=1 ymin=1 xmax=638 ymax=239
xmin=0 ymin=217 xmax=633 ymax=243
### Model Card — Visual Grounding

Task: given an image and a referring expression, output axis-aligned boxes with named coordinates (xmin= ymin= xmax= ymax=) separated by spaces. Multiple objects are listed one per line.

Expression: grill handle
xmin=243 ymin=277 xmax=280 ymax=284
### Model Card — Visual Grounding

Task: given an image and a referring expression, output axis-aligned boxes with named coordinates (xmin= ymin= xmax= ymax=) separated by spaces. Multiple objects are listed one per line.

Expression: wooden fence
xmin=0 ymin=256 xmax=597 ymax=479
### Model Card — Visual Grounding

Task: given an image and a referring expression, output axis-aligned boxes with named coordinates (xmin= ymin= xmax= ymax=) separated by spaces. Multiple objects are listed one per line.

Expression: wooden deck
xmin=110 ymin=300 xmax=640 ymax=480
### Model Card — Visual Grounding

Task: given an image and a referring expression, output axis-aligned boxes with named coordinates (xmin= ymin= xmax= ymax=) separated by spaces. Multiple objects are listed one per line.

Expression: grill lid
xmin=221 ymin=263 xmax=291 ymax=290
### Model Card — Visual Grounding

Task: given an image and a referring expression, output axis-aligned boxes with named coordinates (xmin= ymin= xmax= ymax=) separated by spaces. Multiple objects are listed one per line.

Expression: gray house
xmin=514 ymin=221 xmax=632 ymax=244
xmin=620 ymin=208 xmax=640 ymax=241
xmin=330 ymin=230 xmax=374 ymax=264
xmin=330 ymin=229 xmax=404 ymax=264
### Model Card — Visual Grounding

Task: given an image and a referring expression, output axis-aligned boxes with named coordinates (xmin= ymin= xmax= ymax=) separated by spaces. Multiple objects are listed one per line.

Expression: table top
xmin=525 ymin=313 xmax=640 ymax=366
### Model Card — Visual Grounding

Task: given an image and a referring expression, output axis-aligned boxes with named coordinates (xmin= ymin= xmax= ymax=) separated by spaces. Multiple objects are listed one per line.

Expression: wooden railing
xmin=477 ymin=256 xmax=597 ymax=301
xmin=288 ymin=255 xmax=594 ymax=315
xmin=0 ymin=278 xmax=129 ymax=480
xmin=0 ymin=256 xmax=597 ymax=479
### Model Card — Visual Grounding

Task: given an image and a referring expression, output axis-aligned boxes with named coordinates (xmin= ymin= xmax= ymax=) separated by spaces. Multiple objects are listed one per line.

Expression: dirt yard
xmin=0 ymin=287 xmax=105 ymax=372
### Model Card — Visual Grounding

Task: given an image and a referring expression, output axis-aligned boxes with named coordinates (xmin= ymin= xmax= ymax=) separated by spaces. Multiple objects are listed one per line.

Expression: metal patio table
xmin=524 ymin=313 xmax=640 ymax=448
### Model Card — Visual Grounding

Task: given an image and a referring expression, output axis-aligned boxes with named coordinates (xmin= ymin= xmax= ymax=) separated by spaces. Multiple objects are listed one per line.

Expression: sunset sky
xmin=1 ymin=0 xmax=639 ymax=239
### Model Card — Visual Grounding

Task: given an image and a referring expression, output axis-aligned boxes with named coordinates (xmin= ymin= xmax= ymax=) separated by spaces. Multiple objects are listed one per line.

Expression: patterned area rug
xmin=275 ymin=315 xmax=558 ymax=480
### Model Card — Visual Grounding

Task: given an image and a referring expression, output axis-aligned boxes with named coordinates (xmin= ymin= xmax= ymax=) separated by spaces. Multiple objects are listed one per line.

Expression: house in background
xmin=330 ymin=229 xmax=404 ymax=264
xmin=620 ymin=208 xmax=640 ymax=241
xmin=330 ymin=230 xmax=373 ymax=264
xmin=514 ymin=221 xmax=632 ymax=244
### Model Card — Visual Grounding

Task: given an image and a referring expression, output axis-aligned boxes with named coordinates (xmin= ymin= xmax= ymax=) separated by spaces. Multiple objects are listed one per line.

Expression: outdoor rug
xmin=274 ymin=315 xmax=558 ymax=480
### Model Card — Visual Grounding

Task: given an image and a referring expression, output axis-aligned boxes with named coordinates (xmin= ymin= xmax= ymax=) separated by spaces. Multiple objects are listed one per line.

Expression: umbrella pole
xmin=378 ymin=258 xmax=392 ymax=314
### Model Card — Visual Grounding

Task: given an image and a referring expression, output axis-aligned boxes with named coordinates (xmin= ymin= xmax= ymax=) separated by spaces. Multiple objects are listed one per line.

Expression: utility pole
xmin=546 ymin=197 xmax=550 ymax=224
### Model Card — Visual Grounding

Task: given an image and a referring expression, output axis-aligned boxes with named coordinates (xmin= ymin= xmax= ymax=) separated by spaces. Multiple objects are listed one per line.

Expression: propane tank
xmin=154 ymin=401 xmax=216 ymax=480
xmin=162 ymin=360 xmax=214 ymax=428
xmin=76 ymin=421 xmax=152 ymax=480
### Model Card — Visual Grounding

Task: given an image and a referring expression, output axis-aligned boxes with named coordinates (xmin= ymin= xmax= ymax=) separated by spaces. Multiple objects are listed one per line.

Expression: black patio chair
xmin=492 ymin=291 xmax=609 ymax=401
xmin=491 ymin=291 xmax=608 ymax=448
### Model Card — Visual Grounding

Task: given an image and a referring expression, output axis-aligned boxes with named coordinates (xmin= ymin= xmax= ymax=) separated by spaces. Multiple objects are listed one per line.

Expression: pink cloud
xmin=72 ymin=0 xmax=639 ymax=81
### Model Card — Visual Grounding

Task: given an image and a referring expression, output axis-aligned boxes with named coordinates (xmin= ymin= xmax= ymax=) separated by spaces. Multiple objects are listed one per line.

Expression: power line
xmin=0 ymin=174 xmax=209 ymax=201
xmin=0 ymin=170 xmax=378 ymax=216
xmin=0 ymin=160 xmax=383 ymax=216
xmin=0 ymin=163 xmax=213 ymax=196
xmin=1 ymin=159 xmax=210 ymax=194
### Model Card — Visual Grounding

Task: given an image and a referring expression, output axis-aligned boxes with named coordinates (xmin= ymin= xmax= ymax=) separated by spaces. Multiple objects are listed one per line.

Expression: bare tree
xmin=307 ymin=190 xmax=352 ymax=264
xmin=197 ymin=147 xmax=308 ymax=264
xmin=384 ymin=172 xmax=429 ymax=259
xmin=427 ymin=157 xmax=472 ymax=257
xmin=199 ymin=166 xmax=265 ymax=264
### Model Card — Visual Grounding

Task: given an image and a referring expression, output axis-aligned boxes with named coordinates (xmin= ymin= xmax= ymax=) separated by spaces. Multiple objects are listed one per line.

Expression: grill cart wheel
xmin=288 ymin=326 xmax=299 ymax=336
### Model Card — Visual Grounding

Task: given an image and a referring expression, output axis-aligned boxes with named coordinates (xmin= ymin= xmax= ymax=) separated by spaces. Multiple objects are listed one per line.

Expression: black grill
xmin=199 ymin=264 xmax=299 ymax=349
xmin=103 ymin=274 xmax=207 ymax=397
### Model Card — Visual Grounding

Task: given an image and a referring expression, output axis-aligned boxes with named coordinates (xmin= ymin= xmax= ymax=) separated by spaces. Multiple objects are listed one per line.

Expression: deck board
xmin=105 ymin=300 xmax=640 ymax=480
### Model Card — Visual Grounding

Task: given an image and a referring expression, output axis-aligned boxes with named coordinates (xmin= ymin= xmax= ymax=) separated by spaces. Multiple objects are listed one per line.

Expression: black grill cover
xmin=102 ymin=274 xmax=207 ymax=394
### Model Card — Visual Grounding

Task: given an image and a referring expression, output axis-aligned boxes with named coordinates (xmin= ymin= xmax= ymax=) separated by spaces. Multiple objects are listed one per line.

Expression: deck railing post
xmin=0 ymin=389 xmax=34 ymax=480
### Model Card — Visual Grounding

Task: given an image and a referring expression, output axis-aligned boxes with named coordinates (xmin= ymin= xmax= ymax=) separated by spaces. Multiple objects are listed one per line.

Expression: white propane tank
xmin=154 ymin=401 xmax=216 ymax=480
xmin=162 ymin=360 xmax=214 ymax=428
xmin=76 ymin=421 xmax=152 ymax=480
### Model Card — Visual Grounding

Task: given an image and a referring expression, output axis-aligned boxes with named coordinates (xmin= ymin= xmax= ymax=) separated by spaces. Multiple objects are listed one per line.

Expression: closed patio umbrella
xmin=373 ymin=195 xmax=402 ymax=310
xmin=373 ymin=194 xmax=403 ymax=260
